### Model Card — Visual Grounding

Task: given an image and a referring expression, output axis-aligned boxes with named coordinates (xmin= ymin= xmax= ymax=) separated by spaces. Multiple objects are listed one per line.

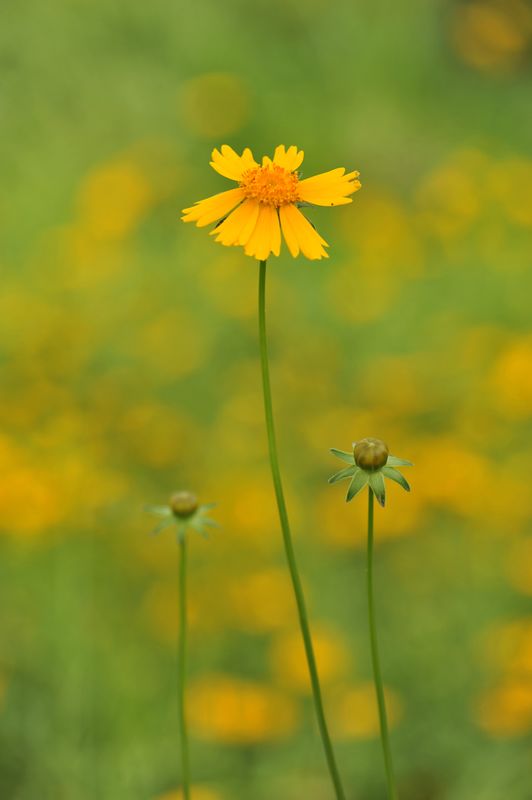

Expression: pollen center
xmin=240 ymin=164 xmax=300 ymax=207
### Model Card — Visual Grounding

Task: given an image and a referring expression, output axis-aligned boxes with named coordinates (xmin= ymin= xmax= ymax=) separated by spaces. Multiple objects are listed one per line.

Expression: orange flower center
xmin=240 ymin=164 xmax=300 ymax=207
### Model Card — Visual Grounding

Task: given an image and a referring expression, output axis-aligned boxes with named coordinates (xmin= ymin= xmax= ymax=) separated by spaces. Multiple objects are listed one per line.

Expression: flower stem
xmin=178 ymin=536 xmax=190 ymax=800
xmin=367 ymin=489 xmax=398 ymax=800
xmin=258 ymin=259 xmax=346 ymax=800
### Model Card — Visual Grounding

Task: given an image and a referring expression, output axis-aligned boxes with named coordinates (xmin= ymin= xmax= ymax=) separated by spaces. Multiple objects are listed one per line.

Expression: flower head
xmin=182 ymin=145 xmax=361 ymax=261
xmin=145 ymin=490 xmax=218 ymax=541
xmin=329 ymin=438 xmax=413 ymax=507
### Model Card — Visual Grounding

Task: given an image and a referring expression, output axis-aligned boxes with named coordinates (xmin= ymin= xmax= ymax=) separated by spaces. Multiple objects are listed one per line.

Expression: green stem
xmin=178 ymin=536 xmax=190 ymax=800
xmin=367 ymin=489 xmax=398 ymax=800
xmin=258 ymin=259 xmax=346 ymax=800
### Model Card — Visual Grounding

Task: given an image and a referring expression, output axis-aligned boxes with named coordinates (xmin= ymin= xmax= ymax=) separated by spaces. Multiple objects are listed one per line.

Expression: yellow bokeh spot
xmin=77 ymin=159 xmax=152 ymax=241
xmin=329 ymin=260 xmax=399 ymax=324
xmin=451 ymin=1 xmax=531 ymax=73
xmin=228 ymin=568 xmax=296 ymax=633
xmin=188 ymin=675 xmax=299 ymax=744
xmin=341 ymin=190 xmax=424 ymax=276
xmin=119 ymin=404 xmax=202 ymax=468
xmin=315 ymin=479 xmax=423 ymax=551
xmin=333 ymin=682 xmax=403 ymax=739
xmin=301 ymin=407 xmax=386 ymax=459
xmin=413 ymin=437 xmax=491 ymax=518
xmin=490 ymin=336 xmax=532 ymax=419
xmin=487 ymin=158 xmax=532 ymax=227
xmin=0 ymin=431 xmax=128 ymax=539
xmin=269 ymin=626 xmax=350 ymax=691
xmin=355 ymin=356 xmax=429 ymax=416
xmin=154 ymin=787 xmax=222 ymax=800
xmin=478 ymin=618 xmax=532 ymax=677
xmin=198 ymin=253 xmax=256 ymax=320
xmin=416 ymin=163 xmax=480 ymax=239
xmin=475 ymin=680 xmax=532 ymax=736
xmin=0 ymin=436 xmax=64 ymax=536
xmin=133 ymin=309 xmax=211 ymax=381
xmin=210 ymin=472 xmax=300 ymax=553
xmin=475 ymin=617 xmax=532 ymax=736
xmin=180 ymin=73 xmax=250 ymax=138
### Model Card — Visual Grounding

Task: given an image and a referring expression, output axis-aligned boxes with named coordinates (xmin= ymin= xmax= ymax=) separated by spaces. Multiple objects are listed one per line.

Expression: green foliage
xmin=0 ymin=0 xmax=531 ymax=798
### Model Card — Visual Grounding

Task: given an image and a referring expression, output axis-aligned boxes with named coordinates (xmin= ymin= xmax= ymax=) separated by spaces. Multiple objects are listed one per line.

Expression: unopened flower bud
xmin=170 ymin=491 xmax=198 ymax=518
xmin=354 ymin=438 xmax=389 ymax=471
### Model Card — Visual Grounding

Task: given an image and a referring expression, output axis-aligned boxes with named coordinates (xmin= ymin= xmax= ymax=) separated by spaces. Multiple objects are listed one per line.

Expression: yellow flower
xmin=188 ymin=674 xmax=299 ymax=744
xmin=182 ymin=145 xmax=361 ymax=260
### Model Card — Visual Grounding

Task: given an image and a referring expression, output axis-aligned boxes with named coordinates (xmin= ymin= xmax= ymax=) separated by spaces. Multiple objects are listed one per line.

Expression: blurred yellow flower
xmin=0 ymin=463 xmax=64 ymax=536
xmin=487 ymin=157 xmax=532 ymax=227
xmin=180 ymin=72 xmax=250 ymax=138
xmin=328 ymin=259 xmax=399 ymax=324
xmin=413 ymin=437 xmax=491 ymax=517
xmin=188 ymin=675 xmax=299 ymax=743
xmin=269 ymin=627 xmax=350 ymax=691
xmin=475 ymin=680 xmax=532 ymax=736
xmin=119 ymin=405 xmax=202 ymax=469
xmin=332 ymin=682 xmax=403 ymax=739
xmin=133 ymin=309 xmax=211 ymax=381
xmin=416 ymin=161 xmax=480 ymax=240
xmin=490 ymin=336 xmax=532 ymax=419
xmin=182 ymin=145 xmax=360 ymax=260
xmin=198 ymin=253 xmax=257 ymax=320
xmin=78 ymin=159 xmax=153 ymax=241
xmin=478 ymin=618 xmax=532 ymax=677
xmin=451 ymin=0 xmax=531 ymax=74
xmin=228 ymin=568 xmax=296 ymax=633
xmin=209 ymin=472 xmax=301 ymax=554
xmin=154 ymin=787 xmax=222 ymax=800
xmin=141 ymin=581 xmax=199 ymax=644
xmin=340 ymin=189 xmax=424 ymax=276
xmin=315 ymin=480 xmax=423 ymax=551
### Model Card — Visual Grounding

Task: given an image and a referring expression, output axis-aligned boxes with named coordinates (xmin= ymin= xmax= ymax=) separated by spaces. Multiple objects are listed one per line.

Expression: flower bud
xmin=353 ymin=438 xmax=389 ymax=471
xmin=170 ymin=491 xmax=198 ymax=518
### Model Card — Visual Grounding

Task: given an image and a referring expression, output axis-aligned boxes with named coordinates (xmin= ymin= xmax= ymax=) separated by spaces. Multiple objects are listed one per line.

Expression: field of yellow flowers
xmin=0 ymin=1 xmax=531 ymax=798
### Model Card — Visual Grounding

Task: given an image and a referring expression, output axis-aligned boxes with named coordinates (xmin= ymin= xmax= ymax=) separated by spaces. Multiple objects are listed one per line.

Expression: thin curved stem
xmin=258 ymin=259 xmax=346 ymax=800
xmin=367 ymin=489 xmax=398 ymax=800
xmin=178 ymin=536 xmax=190 ymax=800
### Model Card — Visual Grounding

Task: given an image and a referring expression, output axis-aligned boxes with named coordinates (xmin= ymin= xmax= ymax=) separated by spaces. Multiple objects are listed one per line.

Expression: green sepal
xmin=144 ymin=505 xmax=172 ymax=517
xmin=330 ymin=448 xmax=355 ymax=465
xmin=328 ymin=465 xmax=357 ymax=484
xmin=346 ymin=469 xmax=369 ymax=502
xmin=386 ymin=455 xmax=413 ymax=467
xmin=191 ymin=521 xmax=210 ymax=539
xmin=382 ymin=466 xmax=410 ymax=492
xmin=176 ymin=523 xmax=187 ymax=543
xmin=199 ymin=517 xmax=220 ymax=529
xmin=150 ymin=518 xmax=174 ymax=536
xmin=369 ymin=472 xmax=386 ymax=507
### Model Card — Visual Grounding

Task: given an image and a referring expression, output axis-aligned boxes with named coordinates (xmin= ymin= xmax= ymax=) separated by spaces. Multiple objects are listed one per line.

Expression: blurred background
xmin=0 ymin=0 xmax=531 ymax=798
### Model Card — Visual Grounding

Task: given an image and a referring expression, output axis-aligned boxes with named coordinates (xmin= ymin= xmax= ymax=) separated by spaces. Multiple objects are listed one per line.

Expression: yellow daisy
xmin=182 ymin=145 xmax=361 ymax=261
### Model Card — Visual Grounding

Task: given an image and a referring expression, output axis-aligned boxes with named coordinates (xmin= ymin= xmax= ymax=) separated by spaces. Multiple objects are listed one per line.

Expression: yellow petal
xmin=210 ymin=145 xmax=257 ymax=181
xmin=279 ymin=205 xmax=329 ymax=260
xmin=279 ymin=205 xmax=300 ymax=257
xmin=244 ymin=205 xmax=281 ymax=260
xmin=181 ymin=188 xmax=244 ymax=227
xmin=299 ymin=168 xmax=361 ymax=206
xmin=211 ymin=199 xmax=260 ymax=246
xmin=273 ymin=145 xmax=305 ymax=172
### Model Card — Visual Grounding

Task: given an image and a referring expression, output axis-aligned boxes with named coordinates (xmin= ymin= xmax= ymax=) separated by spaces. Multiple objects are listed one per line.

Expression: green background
xmin=1 ymin=0 xmax=531 ymax=798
